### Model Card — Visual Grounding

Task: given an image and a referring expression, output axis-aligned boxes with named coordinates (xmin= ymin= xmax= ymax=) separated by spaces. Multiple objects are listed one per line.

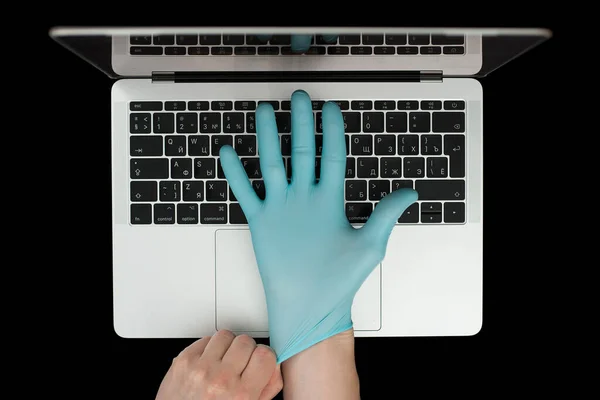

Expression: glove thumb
xmin=360 ymin=188 xmax=418 ymax=245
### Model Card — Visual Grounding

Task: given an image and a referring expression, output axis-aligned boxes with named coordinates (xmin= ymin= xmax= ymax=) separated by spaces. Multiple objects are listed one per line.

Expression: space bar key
xmin=415 ymin=180 xmax=465 ymax=200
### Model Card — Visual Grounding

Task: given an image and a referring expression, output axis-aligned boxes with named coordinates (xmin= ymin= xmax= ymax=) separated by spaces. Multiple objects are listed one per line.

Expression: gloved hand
xmin=256 ymin=34 xmax=338 ymax=53
xmin=220 ymin=90 xmax=417 ymax=363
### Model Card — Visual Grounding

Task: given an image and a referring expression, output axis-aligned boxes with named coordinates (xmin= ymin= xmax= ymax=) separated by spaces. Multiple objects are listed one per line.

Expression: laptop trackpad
xmin=215 ymin=229 xmax=381 ymax=333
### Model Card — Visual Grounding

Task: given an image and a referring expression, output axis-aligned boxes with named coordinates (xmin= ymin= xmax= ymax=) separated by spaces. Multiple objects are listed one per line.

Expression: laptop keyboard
xmin=129 ymin=34 xmax=465 ymax=56
xmin=129 ymin=99 xmax=467 ymax=225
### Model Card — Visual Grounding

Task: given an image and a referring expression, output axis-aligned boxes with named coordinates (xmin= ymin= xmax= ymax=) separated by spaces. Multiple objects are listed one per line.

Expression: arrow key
xmin=444 ymin=202 xmax=465 ymax=223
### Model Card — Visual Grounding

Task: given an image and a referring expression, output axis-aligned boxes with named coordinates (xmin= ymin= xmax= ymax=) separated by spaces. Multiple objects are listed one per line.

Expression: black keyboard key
xmin=153 ymin=35 xmax=174 ymax=45
xmin=159 ymin=180 xmax=181 ymax=202
xmin=130 ymin=136 xmax=162 ymax=156
xmin=427 ymin=157 xmax=448 ymax=177
xmin=431 ymin=35 xmax=464 ymax=45
xmin=331 ymin=101 xmax=350 ymax=110
xmin=398 ymin=202 xmax=418 ymax=223
xmin=374 ymin=46 xmax=395 ymax=55
xmin=235 ymin=101 xmax=256 ymax=111
xmin=421 ymin=46 xmax=442 ymax=55
xmin=392 ymin=180 xmax=414 ymax=191
xmin=369 ymin=180 xmax=390 ymax=201
xmin=194 ymin=158 xmax=216 ymax=179
xmin=130 ymin=35 xmax=151 ymax=45
xmin=404 ymin=157 xmax=425 ymax=178
xmin=315 ymin=135 xmax=323 ymax=155
xmin=363 ymin=112 xmax=384 ymax=133
xmin=398 ymin=101 xmax=419 ymax=110
xmin=415 ymin=179 xmax=466 ymax=200
xmin=131 ymin=158 xmax=168 ymax=179
xmin=443 ymin=46 xmax=465 ymax=55
xmin=165 ymin=47 xmax=186 ymax=55
xmin=188 ymin=101 xmax=209 ymax=111
xmin=351 ymin=46 xmax=372 ymax=55
xmin=311 ymin=101 xmax=325 ymax=110
xmin=165 ymin=135 xmax=186 ymax=156
xmin=444 ymin=135 xmax=465 ymax=178
xmin=246 ymin=113 xmax=256 ymax=133
xmin=275 ymin=112 xmax=291 ymax=133
xmin=258 ymin=101 xmax=279 ymax=111
xmin=130 ymin=113 xmax=151 ymax=133
xmin=188 ymin=135 xmax=210 ymax=156
xmin=241 ymin=158 xmax=262 ymax=179
xmin=385 ymin=34 xmax=407 ymax=45
xmin=200 ymin=203 xmax=227 ymax=224
xmin=398 ymin=135 xmax=419 ymax=155
xmin=200 ymin=113 xmax=221 ymax=133
xmin=176 ymin=35 xmax=198 ymax=45
xmin=178 ymin=203 xmax=199 ymax=224
xmin=130 ymin=46 xmax=163 ymax=55
xmin=166 ymin=101 xmax=186 ymax=111
xmin=224 ymin=113 xmax=245 ymax=133
xmin=409 ymin=112 xmax=430 ymax=133
xmin=183 ymin=181 xmax=204 ymax=201
xmin=346 ymin=157 xmax=356 ymax=178
xmin=397 ymin=46 xmax=419 ymax=55
xmin=351 ymin=135 xmax=372 ymax=155
xmin=252 ymin=180 xmax=266 ymax=200
xmin=306 ymin=46 xmax=326 ymax=55
xmin=343 ymin=112 xmax=361 ymax=133
xmin=339 ymin=35 xmax=361 ymax=44
xmin=200 ymin=35 xmax=221 ymax=45
xmin=154 ymin=204 xmax=175 ymax=224
xmin=206 ymin=180 xmax=228 ymax=201
xmin=170 ymin=158 xmax=192 ymax=179
xmin=130 ymin=102 xmax=162 ymax=111
xmin=270 ymin=35 xmax=291 ymax=45
xmin=153 ymin=113 xmax=175 ymax=133
xmin=375 ymin=135 xmax=395 ymax=155
xmin=235 ymin=135 xmax=256 ymax=156
xmin=357 ymin=157 xmax=378 ymax=178
xmin=421 ymin=135 xmax=442 ymax=155
xmin=280 ymin=135 xmax=291 ymax=156
xmin=375 ymin=101 xmax=395 ymax=110
xmin=257 ymin=46 xmax=279 ymax=55
xmin=444 ymin=202 xmax=465 ymax=223
xmin=188 ymin=47 xmax=210 ymax=55
xmin=223 ymin=35 xmax=244 ymax=45
xmin=380 ymin=158 xmax=402 ymax=178
xmin=176 ymin=113 xmax=198 ymax=133
xmin=211 ymin=101 xmax=233 ymax=111
xmin=386 ymin=112 xmax=407 ymax=133
xmin=444 ymin=100 xmax=465 ymax=110
xmin=230 ymin=203 xmax=247 ymax=224
xmin=131 ymin=204 xmax=152 ymax=224
xmin=234 ymin=46 xmax=256 ymax=55
xmin=408 ymin=34 xmax=429 ymax=45
xmin=316 ymin=35 xmax=335 ymax=44
xmin=211 ymin=135 xmax=233 ymax=156
xmin=131 ymin=181 xmax=157 ymax=202
xmin=421 ymin=101 xmax=442 ymax=110
xmin=362 ymin=35 xmax=384 ymax=45
xmin=351 ymin=101 xmax=372 ymax=110
xmin=211 ymin=47 xmax=233 ymax=55
xmin=421 ymin=212 xmax=442 ymax=223
xmin=346 ymin=202 xmax=373 ymax=223
xmin=345 ymin=180 xmax=367 ymax=201
xmin=433 ymin=112 xmax=465 ymax=132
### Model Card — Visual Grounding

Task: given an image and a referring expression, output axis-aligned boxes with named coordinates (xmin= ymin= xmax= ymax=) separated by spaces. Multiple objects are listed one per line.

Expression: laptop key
xmin=351 ymin=101 xmax=372 ymax=110
xmin=200 ymin=35 xmax=221 ymax=45
xmin=374 ymin=46 xmax=395 ymax=55
xmin=339 ymin=35 xmax=361 ymax=45
xmin=183 ymin=181 xmax=204 ymax=201
xmin=398 ymin=135 xmax=419 ymax=155
xmin=369 ymin=180 xmax=390 ymax=201
xmin=130 ymin=36 xmax=151 ymax=45
xmin=444 ymin=202 xmax=465 ymax=223
xmin=153 ymin=113 xmax=175 ymax=133
xmin=200 ymin=113 xmax=221 ymax=133
xmin=431 ymin=35 xmax=464 ymax=45
xmin=443 ymin=46 xmax=465 ymax=55
xmin=408 ymin=112 xmax=430 ymax=133
xmin=397 ymin=46 xmax=418 ymax=55
xmin=421 ymin=101 xmax=442 ymax=110
xmin=432 ymin=112 xmax=465 ymax=132
xmin=188 ymin=47 xmax=210 ymax=55
xmin=131 ymin=204 xmax=152 ymax=224
xmin=131 ymin=101 xmax=162 ymax=111
xmin=444 ymin=135 xmax=465 ymax=178
xmin=200 ymin=203 xmax=227 ymax=224
xmin=346 ymin=158 xmax=355 ymax=178
xmin=351 ymin=135 xmax=372 ymax=155
xmin=230 ymin=203 xmax=247 ymax=224
xmin=327 ymin=46 xmax=349 ymax=55
xmin=386 ymin=112 xmax=407 ymax=132
xmin=206 ymin=180 xmax=228 ymax=201
xmin=224 ymin=113 xmax=244 ymax=133
xmin=346 ymin=202 xmax=372 ymax=223
xmin=188 ymin=101 xmax=209 ymax=111
xmin=211 ymin=136 xmax=233 ymax=156
xmin=130 ymin=46 xmax=163 ymax=55
xmin=170 ymin=158 xmax=192 ymax=179
xmin=427 ymin=157 xmax=448 ymax=178
xmin=223 ymin=35 xmax=244 ymax=45
xmin=408 ymin=34 xmax=429 ymax=45
xmin=188 ymin=136 xmax=210 ymax=156
xmin=380 ymin=158 xmax=402 ymax=178
xmin=153 ymin=35 xmax=174 ymax=45
xmin=159 ymin=181 xmax=181 ymax=202
xmin=357 ymin=157 xmax=378 ymax=178
xmin=130 ymin=113 xmax=151 ymax=133
xmin=398 ymin=203 xmax=419 ymax=223
xmin=403 ymin=157 xmax=425 ymax=178
xmin=234 ymin=47 xmax=256 ymax=55
xmin=257 ymin=46 xmax=279 ymax=55
xmin=345 ymin=180 xmax=366 ymax=201
xmin=421 ymin=135 xmax=442 ymax=155
xmin=414 ymin=179 xmax=466 ymax=200
xmin=130 ymin=136 xmax=162 ymax=156
xmin=374 ymin=135 xmax=395 ymax=155
xmin=165 ymin=135 xmax=186 ymax=156
xmin=154 ymin=204 xmax=175 ymax=224
xmin=443 ymin=100 xmax=465 ymax=110
xmin=343 ymin=112 xmax=361 ymax=133
xmin=362 ymin=35 xmax=384 ymax=45
xmin=166 ymin=101 xmax=186 ymax=111
xmin=385 ymin=34 xmax=407 ymax=45
xmin=165 ymin=47 xmax=186 ymax=55
xmin=178 ymin=203 xmax=199 ymax=224
xmin=211 ymin=47 xmax=233 ymax=55
xmin=421 ymin=46 xmax=442 ymax=55
xmin=194 ymin=158 xmax=216 ymax=179
xmin=235 ymin=135 xmax=256 ymax=156
xmin=176 ymin=113 xmax=198 ymax=133
xmin=234 ymin=101 xmax=256 ymax=111
xmin=131 ymin=158 xmax=168 ymax=179
xmin=131 ymin=181 xmax=157 ymax=202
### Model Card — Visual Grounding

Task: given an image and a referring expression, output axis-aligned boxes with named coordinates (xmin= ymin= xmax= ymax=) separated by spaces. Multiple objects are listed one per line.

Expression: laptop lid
xmin=49 ymin=26 xmax=551 ymax=81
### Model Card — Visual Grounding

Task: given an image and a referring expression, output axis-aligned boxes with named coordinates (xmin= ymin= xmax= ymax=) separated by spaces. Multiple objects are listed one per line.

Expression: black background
xmin=39 ymin=12 xmax=565 ymax=399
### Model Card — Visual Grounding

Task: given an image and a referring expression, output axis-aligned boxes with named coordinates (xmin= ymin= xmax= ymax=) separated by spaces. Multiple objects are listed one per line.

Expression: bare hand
xmin=155 ymin=330 xmax=283 ymax=400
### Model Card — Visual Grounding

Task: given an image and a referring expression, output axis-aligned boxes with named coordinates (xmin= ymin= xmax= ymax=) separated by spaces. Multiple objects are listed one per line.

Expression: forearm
xmin=281 ymin=328 xmax=359 ymax=400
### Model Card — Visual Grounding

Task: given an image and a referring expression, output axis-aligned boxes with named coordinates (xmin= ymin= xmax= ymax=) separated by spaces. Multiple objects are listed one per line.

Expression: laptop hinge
xmin=152 ymin=70 xmax=443 ymax=83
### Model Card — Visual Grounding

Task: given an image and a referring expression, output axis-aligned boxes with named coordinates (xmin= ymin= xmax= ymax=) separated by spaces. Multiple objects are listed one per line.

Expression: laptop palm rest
xmin=215 ymin=229 xmax=381 ymax=334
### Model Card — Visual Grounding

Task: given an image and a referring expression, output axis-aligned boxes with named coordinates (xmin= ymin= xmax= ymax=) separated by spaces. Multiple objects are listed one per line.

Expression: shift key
xmin=131 ymin=158 xmax=169 ymax=179
xmin=444 ymin=134 xmax=465 ymax=177
xmin=415 ymin=180 xmax=465 ymax=200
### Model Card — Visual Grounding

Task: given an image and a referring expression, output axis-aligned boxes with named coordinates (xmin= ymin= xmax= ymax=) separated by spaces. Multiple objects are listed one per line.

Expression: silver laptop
xmin=50 ymin=26 xmax=551 ymax=339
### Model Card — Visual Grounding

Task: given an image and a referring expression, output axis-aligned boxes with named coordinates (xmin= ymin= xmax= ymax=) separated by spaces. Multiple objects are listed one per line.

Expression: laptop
xmin=49 ymin=26 xmax=551 ymax=339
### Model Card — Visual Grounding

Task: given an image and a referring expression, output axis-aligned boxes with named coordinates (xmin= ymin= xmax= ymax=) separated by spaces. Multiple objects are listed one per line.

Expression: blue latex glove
xmin=219 ymin=90 xmax=417 ymax=363
xmin=256 ymin=34 xmax=338 ymax=53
